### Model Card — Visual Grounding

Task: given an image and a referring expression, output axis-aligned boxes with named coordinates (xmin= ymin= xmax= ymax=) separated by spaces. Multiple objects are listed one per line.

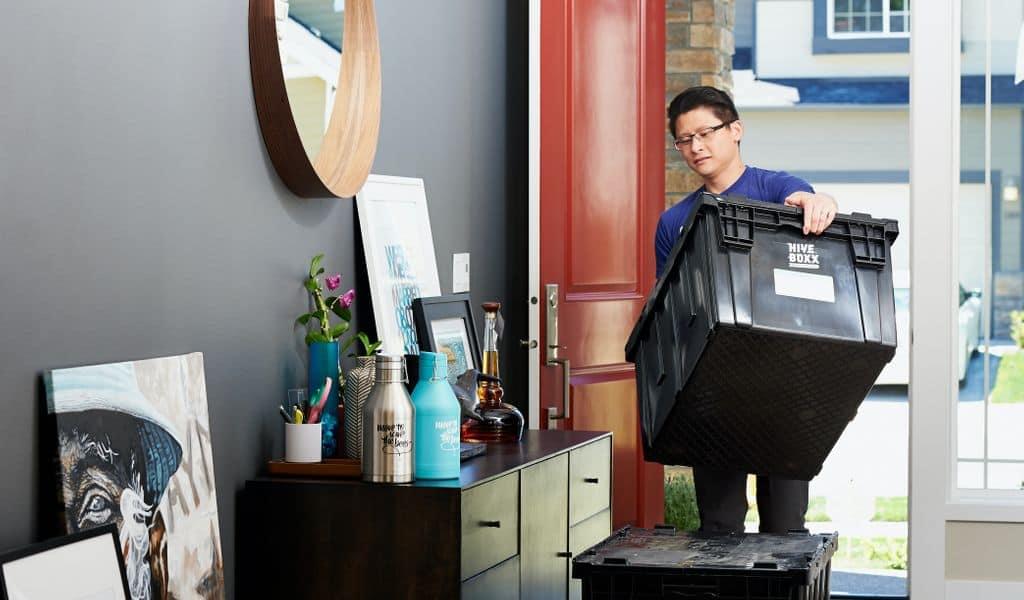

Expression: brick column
xmin=665 ymin=0 xmax=735 ymax=209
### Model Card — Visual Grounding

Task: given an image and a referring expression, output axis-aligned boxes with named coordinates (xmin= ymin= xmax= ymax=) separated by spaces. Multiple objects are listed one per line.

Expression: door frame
xmin=527 ymin=0 xmax=541 ymax=429
xmin=908 ymin=0 xmax=958 ymax=596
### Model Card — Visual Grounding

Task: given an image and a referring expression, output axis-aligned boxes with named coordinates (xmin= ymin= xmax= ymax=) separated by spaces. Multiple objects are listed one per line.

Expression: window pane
xmin=890 ymin=0 xmax=905 ymax=10
xmin=956 ymin=0 xmax=1024 ymax=492
xmin=958 ymin=462 xmax=985 ymax=489
xmin=870 ymin=0 xmax=883 ymax=11
xmin=890 ymin=15 xmax=905 ymax=32
xmin=988 ymin=463 xmax=1024 ymax=490
xmin=853 ymin=0 xmax=867 ymax=12
xmin=852 ymin=15 xmax=867 ymax=31
xmin=836 ymin=0 xmax=851 ymax=12
xmin=834 ymin=16 xmax=852 ymax=32
xmin=958 ymin=386 xmax=984 ymax=459
xmin=989 ymin=389 xmax=1024 ymax=459
xmin=870 ymin=16 xmax=883 ymax=32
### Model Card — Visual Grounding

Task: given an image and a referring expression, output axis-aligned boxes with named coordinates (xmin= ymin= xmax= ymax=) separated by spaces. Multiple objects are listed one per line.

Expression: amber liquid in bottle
xmin=461 ymin=303 xmax=524 ymax=443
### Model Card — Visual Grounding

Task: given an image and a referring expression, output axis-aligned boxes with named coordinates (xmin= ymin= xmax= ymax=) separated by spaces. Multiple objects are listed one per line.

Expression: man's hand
xmin=784 ymin=191 xmax=838 ymax=235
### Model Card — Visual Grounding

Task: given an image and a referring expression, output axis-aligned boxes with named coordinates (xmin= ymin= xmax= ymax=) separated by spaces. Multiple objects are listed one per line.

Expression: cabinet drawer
xmin=461 ymin=472 xmax=519 ymax=580
xmin=462 ymin=555 xmax=519 ymax=600
xmin=569 ymin=509 xmax=611 ymax=600
xmin=569 ymin=437 xmax=611 ymax=525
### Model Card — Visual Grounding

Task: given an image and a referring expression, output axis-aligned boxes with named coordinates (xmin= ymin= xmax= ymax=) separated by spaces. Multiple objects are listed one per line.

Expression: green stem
xmin=313 ymin=287 xmax=330 ymax=338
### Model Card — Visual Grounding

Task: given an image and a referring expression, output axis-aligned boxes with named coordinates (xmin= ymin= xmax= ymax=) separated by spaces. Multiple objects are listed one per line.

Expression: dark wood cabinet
xmin=238 ymin=430 xmax=611 ymax=600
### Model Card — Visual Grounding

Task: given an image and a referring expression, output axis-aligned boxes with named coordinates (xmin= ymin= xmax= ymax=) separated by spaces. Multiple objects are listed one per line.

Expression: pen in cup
xmin=307 ymin=378 xmax=332 ymax=425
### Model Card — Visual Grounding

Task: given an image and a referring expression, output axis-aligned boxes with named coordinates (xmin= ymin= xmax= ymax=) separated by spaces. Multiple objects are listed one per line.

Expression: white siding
xmin=752 ymin=0 xmax=1020 ymax=78
xmin=961 ymin=0 xmax=1023 ymax=76
xmin=739 ymin=108 xmax=909 ymax=170
xmin=754 ymin=0 xmax=909 ymax=78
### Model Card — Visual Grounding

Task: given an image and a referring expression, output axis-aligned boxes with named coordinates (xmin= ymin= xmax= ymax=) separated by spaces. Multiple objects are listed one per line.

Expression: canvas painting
xmin=45 ymin=353 xmax=224 ymax=600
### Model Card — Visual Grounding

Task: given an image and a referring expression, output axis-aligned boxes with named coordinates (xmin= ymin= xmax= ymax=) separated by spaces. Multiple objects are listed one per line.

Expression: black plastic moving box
xmin=572 ymin=526 xmax=837 ymax=600
xmin=625 ymin=193 xmax=898 ymax=480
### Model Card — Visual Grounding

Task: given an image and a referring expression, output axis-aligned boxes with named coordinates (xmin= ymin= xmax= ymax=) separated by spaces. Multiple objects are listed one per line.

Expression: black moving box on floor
xmin=625 ymin=193 xmax=898 ymax=480
xmin=572 ymin=526 xmax=837 ymax=600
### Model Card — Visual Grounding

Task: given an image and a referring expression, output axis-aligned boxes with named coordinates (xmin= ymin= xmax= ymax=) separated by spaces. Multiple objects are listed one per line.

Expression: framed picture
xmin=0 ymin=524 xmax=131 ymax=600
xmin=356 ymin=175 xmax=442 ymax=355
xmin=412 ymin=293 xmax=481 ymax=385
xmin=45 ymin=353 xmax=225 ymax=599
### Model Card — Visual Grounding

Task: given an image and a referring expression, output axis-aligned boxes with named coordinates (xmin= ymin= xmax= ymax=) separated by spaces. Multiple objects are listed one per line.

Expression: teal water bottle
xmin=411 ymin=352 xmax=461 ymax=479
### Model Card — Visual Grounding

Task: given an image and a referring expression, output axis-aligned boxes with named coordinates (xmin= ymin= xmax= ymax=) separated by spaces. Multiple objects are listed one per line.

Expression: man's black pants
xmin=693 ymin=466 xmax=809 ymax=534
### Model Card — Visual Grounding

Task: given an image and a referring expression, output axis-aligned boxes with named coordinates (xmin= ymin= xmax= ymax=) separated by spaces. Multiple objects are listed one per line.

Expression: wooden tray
xmin=267 ymin=458 xmax=361 ymax=478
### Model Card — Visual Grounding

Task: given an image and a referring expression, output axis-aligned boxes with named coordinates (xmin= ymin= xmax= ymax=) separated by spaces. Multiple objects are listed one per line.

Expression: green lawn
xmin=872 ymin=496 xmax=907 ymax=522
xmin=746 ymin=496 xmax=830 ymax=523
xmin=833 ymin=537 xmax=907 ymax=571
xmin=991 ymin=351 xmax=1024 ymax=404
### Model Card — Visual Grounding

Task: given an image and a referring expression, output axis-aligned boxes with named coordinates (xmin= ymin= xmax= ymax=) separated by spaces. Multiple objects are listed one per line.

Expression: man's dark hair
xmin=667 ymin=86 xmax=740 ymax=139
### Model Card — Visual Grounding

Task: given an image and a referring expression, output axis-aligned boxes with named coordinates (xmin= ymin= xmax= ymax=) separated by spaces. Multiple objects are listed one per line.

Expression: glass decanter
xmin=460 ymin=302 xmax=525 ymax=443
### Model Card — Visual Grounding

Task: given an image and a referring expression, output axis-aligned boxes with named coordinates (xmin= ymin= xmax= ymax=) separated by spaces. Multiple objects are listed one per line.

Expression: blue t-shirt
xmin=654 ymin=166 xmax=814 ymax=276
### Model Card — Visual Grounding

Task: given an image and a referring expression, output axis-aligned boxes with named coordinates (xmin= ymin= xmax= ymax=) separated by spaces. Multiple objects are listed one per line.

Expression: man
xmin=656 ymin=86 xmax=838 ymax=535
xmin=49 ymin=363 xmax=184 ymax=600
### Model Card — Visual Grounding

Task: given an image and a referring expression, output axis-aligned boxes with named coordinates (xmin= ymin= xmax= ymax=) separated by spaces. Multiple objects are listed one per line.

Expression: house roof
xmin=752 ymin=75 xmax=1024 ymax=106
xmin=733 ymin=70 xmax=800 ymax=107
xmin=288 ymin=0 xmax=344 ymax=52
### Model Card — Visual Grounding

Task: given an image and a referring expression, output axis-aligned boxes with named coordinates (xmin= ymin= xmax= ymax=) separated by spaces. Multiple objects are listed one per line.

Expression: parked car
xmin=958 ymin=284 xmax=983 ymax=382
xmin=873 ymin=270 xmax=983 ymax=386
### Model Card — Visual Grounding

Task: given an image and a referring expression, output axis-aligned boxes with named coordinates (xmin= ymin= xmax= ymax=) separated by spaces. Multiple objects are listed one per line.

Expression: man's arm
xmin=784 ymin=191 xmax=838 ymax=235
xmin=654 ymin=216 xmax=673 ymax=278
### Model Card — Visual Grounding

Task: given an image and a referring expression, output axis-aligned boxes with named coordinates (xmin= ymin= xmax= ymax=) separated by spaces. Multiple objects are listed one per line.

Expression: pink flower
xmin=325 ymin=274 xmax=341 ymax=290
xmin=341 ymin=289 xmax=356 ymax=308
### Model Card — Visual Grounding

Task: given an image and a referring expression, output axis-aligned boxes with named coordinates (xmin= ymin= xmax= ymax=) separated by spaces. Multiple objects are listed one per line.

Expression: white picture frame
xmin=356 ymin=175 xmax=442 ymax=355
xmin=0 ymin=525 xmax=130 ymax=600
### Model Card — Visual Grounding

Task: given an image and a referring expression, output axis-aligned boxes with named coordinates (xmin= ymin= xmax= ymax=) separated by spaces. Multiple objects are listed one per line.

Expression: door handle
xmin=545 ymin=283 xmax=571 ymax=427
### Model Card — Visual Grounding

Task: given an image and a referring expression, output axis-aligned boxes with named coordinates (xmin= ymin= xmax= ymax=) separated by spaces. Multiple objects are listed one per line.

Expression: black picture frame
xmin=412 ymin=293 xmax=482 ymax=377
xmin=0 ymin=523 xmax=131 ymax=600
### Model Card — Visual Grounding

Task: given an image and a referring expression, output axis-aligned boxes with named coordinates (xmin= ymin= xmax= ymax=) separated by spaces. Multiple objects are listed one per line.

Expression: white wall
xmin=739 ymin=108 xmax=909 ymax=170
xmin=961 ymin=0 xmax=1023 ymax=76
xmin=947 ymin=522 xmax=1024 ymax=590
xmin=755 ymin=0 xmax=909 ymax=78
xmin=753 ymin=0 xmax=1020 ymax=78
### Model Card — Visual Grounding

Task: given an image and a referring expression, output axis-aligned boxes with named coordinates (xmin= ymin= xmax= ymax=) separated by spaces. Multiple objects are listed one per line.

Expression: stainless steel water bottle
xmin=361 ymin=354 xmax=416 ymax=483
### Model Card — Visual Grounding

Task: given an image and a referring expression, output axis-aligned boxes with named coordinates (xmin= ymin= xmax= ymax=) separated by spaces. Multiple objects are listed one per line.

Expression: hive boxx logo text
xmin=787 ymin=243 xmax=820 ymax=270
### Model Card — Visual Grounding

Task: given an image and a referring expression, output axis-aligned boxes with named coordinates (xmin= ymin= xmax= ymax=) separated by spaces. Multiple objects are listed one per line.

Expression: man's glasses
xmin=673 ymin=119 xmax=737 ymax=150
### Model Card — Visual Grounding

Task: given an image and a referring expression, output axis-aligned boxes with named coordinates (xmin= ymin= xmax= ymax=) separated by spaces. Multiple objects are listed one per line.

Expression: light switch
xmin=453 ymin=253 xmax=470 ymax=293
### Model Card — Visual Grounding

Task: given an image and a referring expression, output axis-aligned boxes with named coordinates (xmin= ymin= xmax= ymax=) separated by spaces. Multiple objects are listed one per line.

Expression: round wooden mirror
xmin=249 ymin=0 xmax=381 ymax=198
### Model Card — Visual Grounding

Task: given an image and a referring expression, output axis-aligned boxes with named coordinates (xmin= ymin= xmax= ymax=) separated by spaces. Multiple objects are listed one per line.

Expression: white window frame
xmin=909 ymin=2 xmax=956 ymax=595
xmin=950 ymin=0 xmax=1024 ymax=502
xmin=912 ymin=0 xmax=1024 ymax=594
xmin=828 ymin=0 xmax=911 ymax=40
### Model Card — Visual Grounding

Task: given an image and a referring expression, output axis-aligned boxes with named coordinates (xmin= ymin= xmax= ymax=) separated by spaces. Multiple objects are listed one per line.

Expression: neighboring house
xmin=731 ymin=0 xmax=1024 ymax=382
xmin=275 ymin=0 xmax=344 ymax=160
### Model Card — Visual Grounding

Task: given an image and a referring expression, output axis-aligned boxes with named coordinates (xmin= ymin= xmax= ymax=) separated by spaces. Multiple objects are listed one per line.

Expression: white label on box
xmin=773 ymin=268 xmax=836 ymax=303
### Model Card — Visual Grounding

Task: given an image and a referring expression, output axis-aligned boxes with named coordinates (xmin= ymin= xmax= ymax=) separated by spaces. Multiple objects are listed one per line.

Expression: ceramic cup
xmin=285 ymin=423 xmax=322 ymax=463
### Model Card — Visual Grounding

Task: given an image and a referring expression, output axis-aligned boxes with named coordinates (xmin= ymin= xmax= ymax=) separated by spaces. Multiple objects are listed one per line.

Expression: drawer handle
xmin=556 ymin=551 xmax=573 ymax=558
xmin=479 ymin=520 xmax=502 ymax=528
xmin=583 ymin=477 xmax=600 ymax=484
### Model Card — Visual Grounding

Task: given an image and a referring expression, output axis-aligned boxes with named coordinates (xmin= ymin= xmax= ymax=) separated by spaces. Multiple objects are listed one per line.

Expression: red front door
xmin=538 ymin=0 xmax=665 ymax=528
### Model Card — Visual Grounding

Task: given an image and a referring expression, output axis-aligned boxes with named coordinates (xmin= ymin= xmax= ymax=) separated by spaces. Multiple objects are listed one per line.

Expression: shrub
xmin=664 ymin=472 xmax=700 ymax=531
xmin=1010 ymin=310 xmax=1024 ymax=349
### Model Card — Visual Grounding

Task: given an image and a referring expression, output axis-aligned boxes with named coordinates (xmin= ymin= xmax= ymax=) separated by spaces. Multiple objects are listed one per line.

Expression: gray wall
xmin=0 ymin=1 xmax=511 ymax=597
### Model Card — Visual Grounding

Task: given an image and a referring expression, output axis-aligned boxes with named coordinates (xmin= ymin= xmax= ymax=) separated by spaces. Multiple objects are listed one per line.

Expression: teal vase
xmin=308 ymin=340 xmax=340 ymax=457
